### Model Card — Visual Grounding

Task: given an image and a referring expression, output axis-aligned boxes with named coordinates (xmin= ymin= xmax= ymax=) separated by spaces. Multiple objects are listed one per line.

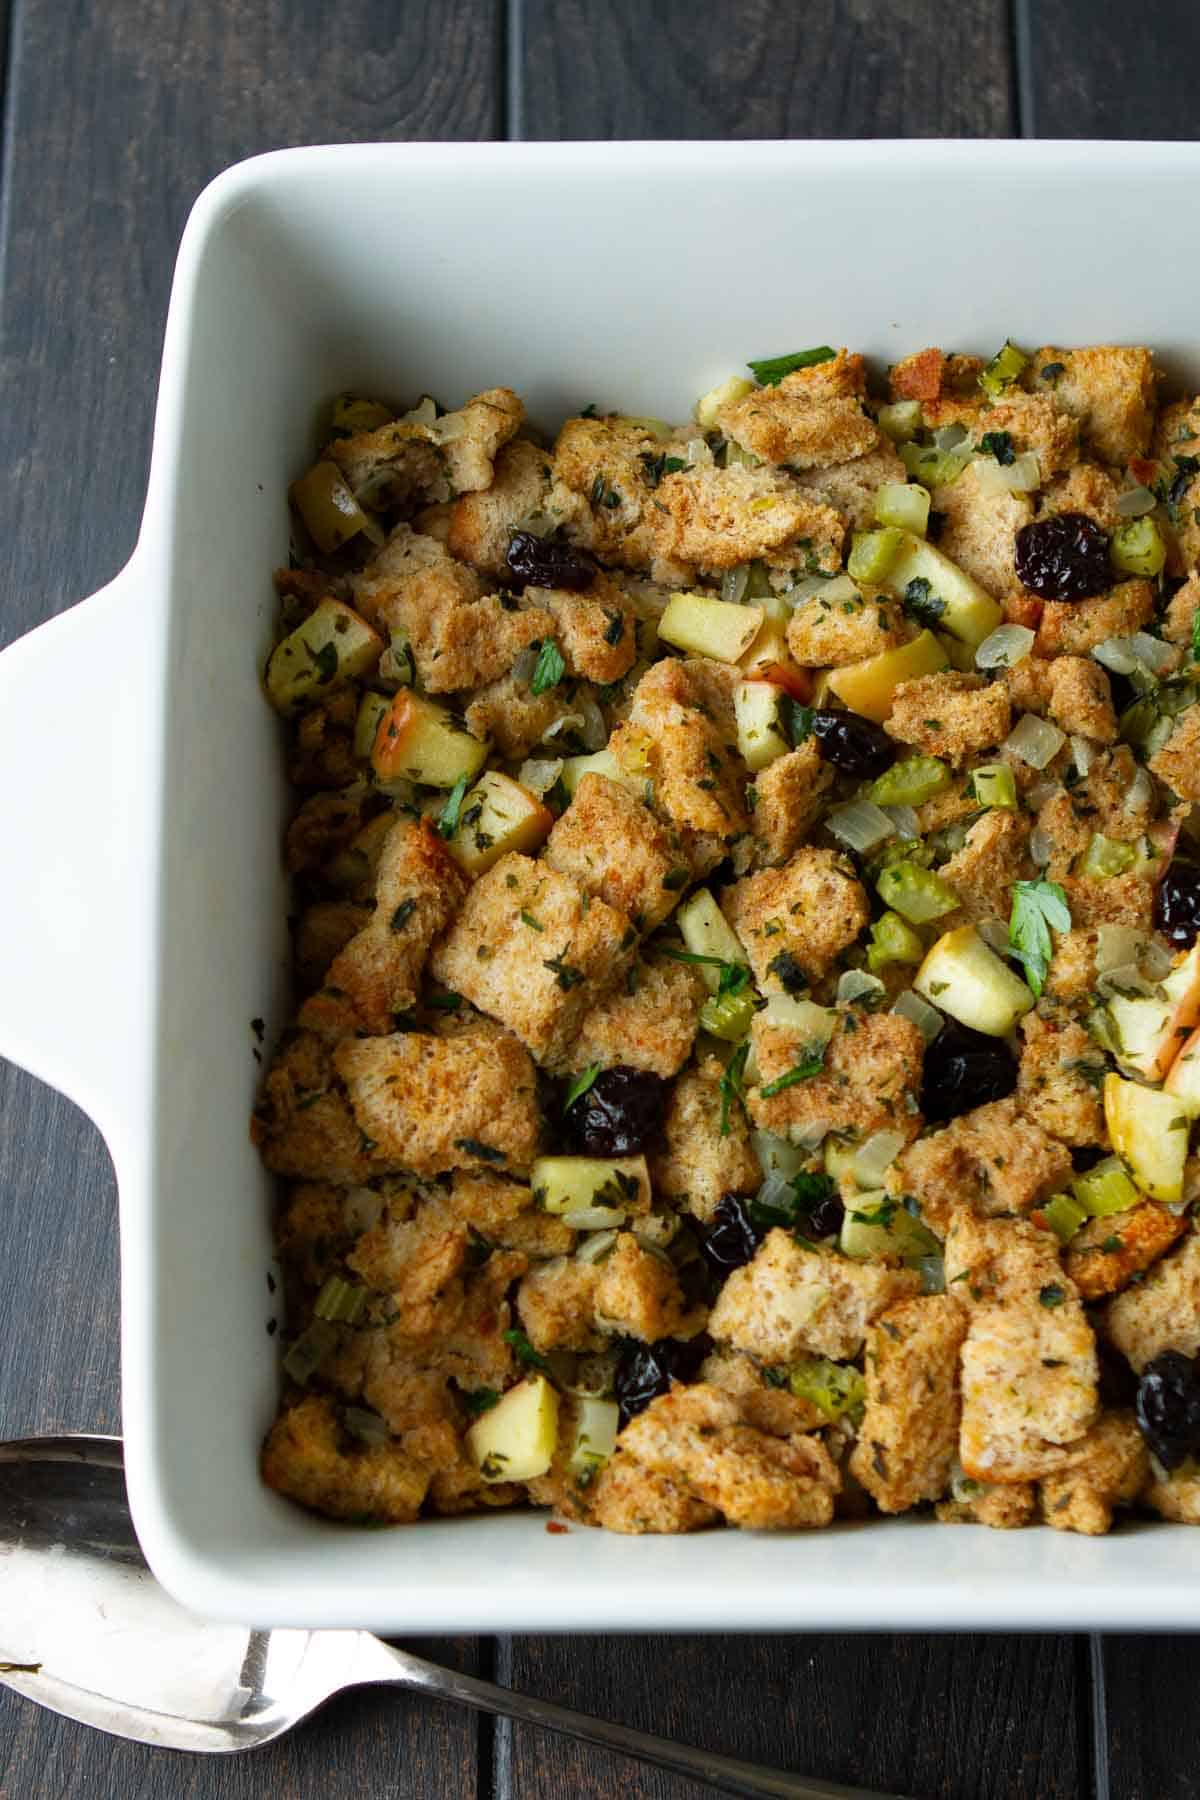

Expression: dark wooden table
xmin=0 ymin=3 xmax=1197 ymax=1795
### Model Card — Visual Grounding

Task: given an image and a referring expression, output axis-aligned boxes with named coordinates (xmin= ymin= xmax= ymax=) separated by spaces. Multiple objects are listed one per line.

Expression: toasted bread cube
xmin=959 ymin=1286 xmax=1098 ymax=1483
xmin=564 ymin=954 xmax=704 ymax=1078
xmin=262 ymin=1395 xmax=429 ymax=1523
xmin=848 ymin=1296 xmax=968 ymax=1513
xmin=748 ymin=1007 xmax=924 ymax=1147
xmin=649 ymin=1061 xmax=761 ymax=1223
xmin=1103 ymin=1229 xmax=1200 ymax=1372
xmin=544 ymin=773 xmax=688 ymax=932
xmin=722 ymin=847 xmax=869 ymax=989
xmin=889 ymin=1098 xmax=1072 ymax=1237
xmin=709 ymin=1229 xmax=920 ymax=1363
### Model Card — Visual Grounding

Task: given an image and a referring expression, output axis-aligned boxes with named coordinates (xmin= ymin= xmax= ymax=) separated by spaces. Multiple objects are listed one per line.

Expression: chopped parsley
xmin=902 ymin=576 xmax=945 ymax=628
xmin=785 ymin=700 xmax=814 ymax=745
xmin=661 ymin=866 xmax=690 ymax=891
xmin=978 ymin=429 xmax=1015 ymax=465
xmin=718 ymin=1040 xmax=750 ymax=1137
xmin=1008 ymin=879 xmax=1071 ymax=997
xmin=310 ymin=640 xmax=339 ymax=683
xmin=758 ymin=1046 xmax=827 ymax=1096
xmin=563 ymin=1062 xmax=602 ymax=1112
xmin=603 ymin=608 xmax=626 ymax=646
xmin=462 ymin=1387 xmax=500 ymax=1418
xmin=437 ymin=774 xmax=470 ymax=838
xmin=657 ymin=944 xmax=727 ymax=968
xmin=426 ymin=991 xmax=462 ymax=1010
xmin=1038 ymin=1284 xmax=1066 ymax=1309
xmin=748 ymin=346 xmax=836 ymax=386
xmin=520 ymin=910 xmax=545 ymax=931
xmin=454 ymin=1137 xmax=506 ymax=1164
xmin=1039 ymin=361 xmax=1066 ymax=383
xmin=766 ymin=950 xmax=808 ymax=994
xmin=639 ymin=450 xmax=689 ymax=488
xmin=1192 ymin=605 xmax=1200 ymax=663
xmin=503 ymin=1327 xmax=551 ymax=1373
xmin=750 ymin=1169 xmax=837 ymax=1233
xmin=589 ymin=473 xmax=622 ymax=509
xmin=543 ymin=951 xmax=584 ymax=991
xmin=390 ymin=898 xmax=417 ymax=932
xmin=530 ymin=639 xmax=567 ymax=695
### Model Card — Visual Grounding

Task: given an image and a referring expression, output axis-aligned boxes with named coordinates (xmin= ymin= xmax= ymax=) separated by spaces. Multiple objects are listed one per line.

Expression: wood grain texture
xmin=497 ymin=1632 xmax=1083 ymax=1799
xmin=0 ymin=2 xmax=499 ymax=1793
xmin=514 ymin=0 xmax=1014 ymax=139
xmin=1099 ymin=1635 xmax=1197 ymax=1800
xmin=1018 ymin=0 xmax=1200 ymax=137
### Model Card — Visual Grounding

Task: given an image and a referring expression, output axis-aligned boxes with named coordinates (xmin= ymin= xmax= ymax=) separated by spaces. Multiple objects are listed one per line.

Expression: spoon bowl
xmin=0 ymin=1434 xmax=904 ymax=1799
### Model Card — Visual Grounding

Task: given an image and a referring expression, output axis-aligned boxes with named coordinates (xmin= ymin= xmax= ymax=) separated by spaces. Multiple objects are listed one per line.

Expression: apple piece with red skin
xmin=371 ymin=690 xmax=488 ymax=790
xmin=1164 ymin=1024 xmax=1200 ymax=1118
xmin=1103 ymin=1072 xmax=1191 ymax=1204
xmin=1107 ymin=942 xmax=1200 ymax=1082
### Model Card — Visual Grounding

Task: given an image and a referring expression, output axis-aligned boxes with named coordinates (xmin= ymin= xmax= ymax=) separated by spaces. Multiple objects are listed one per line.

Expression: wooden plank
xmin=1017 ymin=0 xmax=1200 ymax=138
xmin=498 ymin=1632 xmax=1084 ymax=1799
xmin=1097 ymin=1634 xmax=1198 ymax=1800
xmin=0 ymin=2 xmax=500 ymax=1794
xmin=513 ymin=0 xmax=1014 ymax=139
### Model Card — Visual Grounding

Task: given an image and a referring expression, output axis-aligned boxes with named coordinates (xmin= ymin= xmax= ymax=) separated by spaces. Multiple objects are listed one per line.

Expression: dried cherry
xmin=921 ymin=1020 xmax=1017 ymax=1123
xmin=614 ymin=1334 xmax=712 ymax=1427
xmin=810 ymin=709 xmax=895 ymax=778
xmin=1154 ymin=860 xmax=1200 ymax=949
xmin=1013 ymin=512 xmax=1111 ymax=601
xmin=698 ymin=1194 xmax=760 ymax=1276
xmin=1136 ymin=1351 xmax=1200 ymax=1469
xmin=506 ymin=530 xmax=595 ymax=592
xmin=566 ymin=1066 xmax=667 ymax=1156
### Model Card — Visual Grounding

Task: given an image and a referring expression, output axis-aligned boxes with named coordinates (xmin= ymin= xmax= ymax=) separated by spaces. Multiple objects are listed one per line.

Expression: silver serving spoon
xmin=0 ymin=1435 xmax=908 ymax=1800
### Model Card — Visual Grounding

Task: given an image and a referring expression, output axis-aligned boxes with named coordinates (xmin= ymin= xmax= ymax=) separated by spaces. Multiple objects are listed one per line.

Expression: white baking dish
xmin=2 ymin=139 xmax=1199 ymax=1632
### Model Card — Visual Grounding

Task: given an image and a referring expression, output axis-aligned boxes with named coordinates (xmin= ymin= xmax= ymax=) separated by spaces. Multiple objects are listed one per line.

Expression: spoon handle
xmin=363 ymin=1639 xmax=907 ymax=1800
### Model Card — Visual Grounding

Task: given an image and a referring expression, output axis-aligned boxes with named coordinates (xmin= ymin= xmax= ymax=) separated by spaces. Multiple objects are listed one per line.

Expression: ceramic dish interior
xmin=1 ymin=139 xmax=1199 ymax=1632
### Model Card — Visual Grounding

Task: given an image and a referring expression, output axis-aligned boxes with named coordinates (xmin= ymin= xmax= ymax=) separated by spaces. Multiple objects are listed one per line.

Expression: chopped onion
xmin=853 ymin=1128 xmax=907 ymax=1187
xmin=1097 ymin=962 xmax=1159 ymax=1000
xmin=784 ymin=1122 xmax=830 ymax=1152
xmin=342 ymin=1406 xmax=389 ymax=1447
xmin=575 ymin=1229 xmax=620 ymax=1265
xmin=977 ymin=917 xmax=1010 ymax=953
xmin=756 ymin=1171 xmax=797 ymax=1214
xmin=517 ymin=756 xmax=564 ymax=797
xmin=1004 ymin=713 xmax=1066 ymax=769
xmin=721 ymin=565 xmax=750 ymax=605
xmin=541 ymin=711 xmax=585 ymax=743
xmin=1095 ymin=925 xmax=1143 ymax=973
xmin=827 ymin=799 xmax=896 ymax=852
xmin=933 ymin=422 xmax=969 ymax=451
xmin=892 ymin=989 xmax=944 ymax=1042
xmin=513 ymin=645 xmax=540 ymax=684
xmin=1092 ymin=635 xmax=1140 ymax=676
xmin=837 ymin=969 xmax=887 ymax=1007
xmin=882 ymin=803 xmax=920 ymax=839
xmin=343 ymin=1187 xmax=386 ymax=1234
xmin=975 ymin=623 xmax=1035 ymax=670
xmin=563 ymin=1205 xmax=628 ymax=1232
xmin=750 ymin=1130 xmax=810 ymax=1179
xmin=1130 ymin=631 xmax=1177 ymax=674
xmin=1069 ymin=735 xmax=1097 ymax=777
xmin=763 ymin=995 xmax=839 ymax=1045
xmin=1142 ymin=938 xmax=1175 ymax=981
xmin=787 ymin=571 xmax=861 ymax=609
xmin=1027 ymin=778 xmax=1062 ymax=811
xmin=973 ymin=452 xmax=1041 ymax=495
xmin=1029 ymin=827 xmax=1054 ymax=867
xmin=1125 ymin=765 xmax=1156 ymax=815
xmin=1117 ymin=484 xmax=1157 ymax=518
xmin=685 ymin=436 xmax=714 ymax=468
xmin=576 ymin=695 xmax=607 ymax=751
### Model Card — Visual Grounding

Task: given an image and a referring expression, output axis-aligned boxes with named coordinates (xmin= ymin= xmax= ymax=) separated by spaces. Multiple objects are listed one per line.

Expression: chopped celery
xmin=1119 ymin=693 xmax=1175 ymax=756
xmin=899 ymin=439 xmax=972 ymax=488
xmin=787 ymin=1357 xmax=866 ymax=1426
xmin=313 ymin=1275 xmax=368 ymax=1325
xmin=876 ymin=400 xmax=922 ymax=443
xmin=1072 ymin=1156 xmax=1141 ymax=1217
xmin=699 ymin=987 xmax=758 ymax=1042
xmin=874 ymin=482 xmax=931 ymax=536
xmin=1111 ymin=517 xmax=1167 ymax=578
xmin=1043 ymin=1192 xmax=1088 ymax=1245
xmin=847 ymin=527 xmax=905 ymax=585
xmin=876 ymin=860 xmax=959 ymax=924
xmin=869 ymin=755 xmax=951 ymax=808
xmin=967 ymin=762 xmax=1017 ymax=809
xmin=743 ymin=559 xmax=775 ymax=600
xmin=1079 ymin=833 xmax=1137 ymax=880
xmin=867 ymin=910 xmax=926 ymax=971
xmin=979 ymin=339 xmax=1029 ymax=399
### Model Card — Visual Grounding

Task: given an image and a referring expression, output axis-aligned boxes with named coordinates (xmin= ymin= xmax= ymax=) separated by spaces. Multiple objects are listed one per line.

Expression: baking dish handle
xmin=0 ymin=559 xmax=153 ymax=1146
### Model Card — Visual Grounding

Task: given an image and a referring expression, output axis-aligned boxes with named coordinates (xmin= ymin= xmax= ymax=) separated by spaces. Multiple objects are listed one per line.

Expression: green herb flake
xmin=902 ymin=576 xmax=945 ymax=628
xmin=390 ymin=898 xmax=417 ymax=932
xmin=437 ymin=774 xmax=470 ymax=839
xmin=426 ymin=990 xmax=462 ymax=1011
xmin=530 ymin=639 xmax=567 ymax=696
xmin=766 ymin=950 xmax=808 ymax=994
xmin=662 ymin=866 xmax=690 ymax=891
xmin=978 ymin=429 xmax=1015 ymax=465
xmin=1038 ymin=1283 xmax=1066 ymax=1309
xmin=718 ymin=1041 xmax=750 ymax=1138
xmin=563 ymin=1062 xmax=602 ymax=1112
xmin=748 ymin=346 xmax=836 ymax=386
xmin=1008 ymin=879 xmax=1071 ymax=997
xmin=503 ymin=1327 xmax=551 ymax=1373
xmin=462 ymin=1387 xmax=500 ymax=1417
xmin=758 ymin=1046 xmax=827 ymax=1097
xmin=455 ymin=1137 xmax=506 ymax=1165
xmin=520 ymin=909 xmax=545 ymax=932
xmin=543 ymin=951 xmax=585 ymax=991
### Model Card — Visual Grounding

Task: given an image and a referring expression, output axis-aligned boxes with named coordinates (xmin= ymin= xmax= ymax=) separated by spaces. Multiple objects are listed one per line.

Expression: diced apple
xmin=839 ymin=1192 xmax=939 ymax=1263
xmin=565 ymin=1397 xmax=621 ymax=1478
xmin=739 ymin=611 xmax=792 ymax=678
xmin=445 ymin=771 xmax=553 ymax=876
xmin=734 ymin=681 xmax=791 ymax=771
xmin=1165 ymin=1026 xmax=1200 ymax=1117
xmin=371 ymin=690 xmax=488 ymax=789
xmin=882 ymin=533 xmax=1004 ymax=652
xmin=561 ymin=749 xmax=640 ymax=798
xmin=826 ymin=629 xmax=949 ymax=723
xmin=914 ymin=924 xmax=1035 ymax=1037
xmin=1106 ymin=943 xmax=1200 ymax=1082
xmin=1104 ymin=1073 xmax=1191 ymax=1204
xmin=354 ymin=690 xmax=391 ymax=761
xmin=530 ymin=1155 xmax=651 ymax=1217
xmin=677 ymin=888 xmax=750 ymax=993
xmin=466 ymin=1376 xmax=560 ymax=1483
xmin=290 ymin=460 xmax=382 ymax=554
xmin=760 ymin=661 xmax=813 ymax=703
xmin=658 ymin=591 xmax=764 ymax=664
xmin=264 ymin=599 xmax=384 ymax=714
xmin=694 ymin=374 xmax=755 ymax=430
